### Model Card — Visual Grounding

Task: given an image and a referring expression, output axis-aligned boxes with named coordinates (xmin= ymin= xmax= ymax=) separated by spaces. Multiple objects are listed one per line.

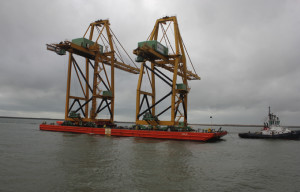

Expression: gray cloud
xmin=0 ymin=0 xmax=300 ymax=126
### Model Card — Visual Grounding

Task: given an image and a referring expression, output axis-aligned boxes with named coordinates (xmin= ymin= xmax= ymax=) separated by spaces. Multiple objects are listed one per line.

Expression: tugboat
xmin=239 ymin=107 xmax=300 ymax=139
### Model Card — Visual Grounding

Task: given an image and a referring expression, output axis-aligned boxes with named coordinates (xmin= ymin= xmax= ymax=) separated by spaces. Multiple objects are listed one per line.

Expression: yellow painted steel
xmin=65 ymin=52 xmax=73 ymax=120
xmin=136 ymin=62 xmax=144 ymax=120
xmin=134 ymin=16 xmax=200 ymax=127
xmin=47 ymin=20 xmax=140 ymax=124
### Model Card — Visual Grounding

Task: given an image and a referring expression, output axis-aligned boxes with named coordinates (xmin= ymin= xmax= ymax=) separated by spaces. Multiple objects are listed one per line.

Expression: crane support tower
xmin=46 ymin=19 xmax=139 ymax=126
xmin=133 ymin=16 xmax=200 ymax=128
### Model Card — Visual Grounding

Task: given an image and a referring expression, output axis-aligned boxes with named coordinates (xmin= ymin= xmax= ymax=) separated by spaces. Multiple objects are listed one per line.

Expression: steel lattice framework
xmin=133 ymin=16 xmax=200 ymax=127
xmin=47 ymin=20 xmax=139 ymax=125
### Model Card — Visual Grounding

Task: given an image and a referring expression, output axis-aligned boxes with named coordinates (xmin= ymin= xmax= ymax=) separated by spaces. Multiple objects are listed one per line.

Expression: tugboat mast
xmin=268 ymin=106 xmax=271 ymax=120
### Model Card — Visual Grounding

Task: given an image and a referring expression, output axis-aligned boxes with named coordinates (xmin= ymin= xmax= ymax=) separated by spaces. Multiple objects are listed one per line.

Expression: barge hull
xmin=40 ymin=124 xmax=227 ymax=141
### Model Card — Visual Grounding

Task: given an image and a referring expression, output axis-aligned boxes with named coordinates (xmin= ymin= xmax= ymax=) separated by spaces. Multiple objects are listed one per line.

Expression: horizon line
xmin=1 ymin=116 xmax=299 ymax=128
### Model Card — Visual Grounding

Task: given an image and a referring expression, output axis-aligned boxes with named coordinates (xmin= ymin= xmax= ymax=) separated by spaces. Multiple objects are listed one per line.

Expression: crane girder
xmin=47 ymin=42 xmax=140 ymax=74
xmin=133 ymin=45 xmax=200 ymax=80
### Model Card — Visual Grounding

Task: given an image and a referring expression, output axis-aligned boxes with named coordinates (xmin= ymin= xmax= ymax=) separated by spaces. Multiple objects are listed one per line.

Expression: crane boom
xmin=47 ymin=41 xmax=140 ymax=74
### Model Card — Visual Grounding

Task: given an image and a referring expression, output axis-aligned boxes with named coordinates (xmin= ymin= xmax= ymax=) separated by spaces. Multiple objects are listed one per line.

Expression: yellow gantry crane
xmin=47 ymin=19 xmax=139 ymax=126
xmin=133 ymin=16 xmax=200 ymax=128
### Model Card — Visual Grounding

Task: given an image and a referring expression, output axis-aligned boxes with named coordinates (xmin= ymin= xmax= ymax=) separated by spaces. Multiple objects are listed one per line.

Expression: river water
xmin=0 ymin=118 xmax=299 ymax=192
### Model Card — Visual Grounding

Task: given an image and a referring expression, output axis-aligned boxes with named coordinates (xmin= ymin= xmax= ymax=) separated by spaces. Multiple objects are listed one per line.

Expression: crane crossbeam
xmin=47 ymin=42 xmax=140 ymax=74
xmin=133 ymin=45 xmax=200 ymax=80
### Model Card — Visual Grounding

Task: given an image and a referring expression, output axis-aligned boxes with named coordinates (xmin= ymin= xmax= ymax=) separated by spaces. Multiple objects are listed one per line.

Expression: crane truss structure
xmin=133 ymin=16 xmax=200 ymax=128
xmin=47 ymin=20 xmax=139 ymax=125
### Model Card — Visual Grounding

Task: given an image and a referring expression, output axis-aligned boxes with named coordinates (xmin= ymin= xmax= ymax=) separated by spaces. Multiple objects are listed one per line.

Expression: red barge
xmin=40 ymin=123 xmax=227 ymax=142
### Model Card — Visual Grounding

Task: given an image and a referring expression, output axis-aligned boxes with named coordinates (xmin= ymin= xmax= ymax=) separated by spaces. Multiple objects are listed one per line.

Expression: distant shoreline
xmin=0 ymin=116 xmax=64 ymax=121
xmin=189 ymin=124 xmax=298 ymax=128
xmin=1 ymin=116 xmax=299 ymax=128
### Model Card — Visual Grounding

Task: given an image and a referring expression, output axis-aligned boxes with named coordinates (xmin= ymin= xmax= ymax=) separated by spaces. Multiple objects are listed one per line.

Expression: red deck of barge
xmin=40 ymin=124 xmax=227 ymax=142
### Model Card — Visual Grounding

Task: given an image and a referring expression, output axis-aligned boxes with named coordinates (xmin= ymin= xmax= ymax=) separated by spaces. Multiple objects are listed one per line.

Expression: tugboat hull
xmin=239 ymin=131 xmax=300 ymax=140
xmin=40 ymin=124 xmax=227 ymax=142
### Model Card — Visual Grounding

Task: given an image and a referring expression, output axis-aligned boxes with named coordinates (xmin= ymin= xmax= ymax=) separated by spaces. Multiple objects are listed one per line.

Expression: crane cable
xmin=111 ymin=37 xmax=125 ymax=64
xmin=96 ymin=26 xmax=125 ymax=65
xmin=160 ymin=23 xmax=175 ymax=55
xmin=109 ymin=28 xmax=139 ymax=69
xmin=180 ymin=35 xmax=198 ymax=77
xmin=169 ymin=24 xmax=199 ymax=77
xmin=159 ymin=21 xmax=172 ymax=43
xmin=96 ymin=27 xmax=108 ymax=50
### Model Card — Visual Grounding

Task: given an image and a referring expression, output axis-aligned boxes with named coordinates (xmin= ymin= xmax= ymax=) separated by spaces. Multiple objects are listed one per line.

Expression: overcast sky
xmin=0 ymin=0 xmax=300 ymax=125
